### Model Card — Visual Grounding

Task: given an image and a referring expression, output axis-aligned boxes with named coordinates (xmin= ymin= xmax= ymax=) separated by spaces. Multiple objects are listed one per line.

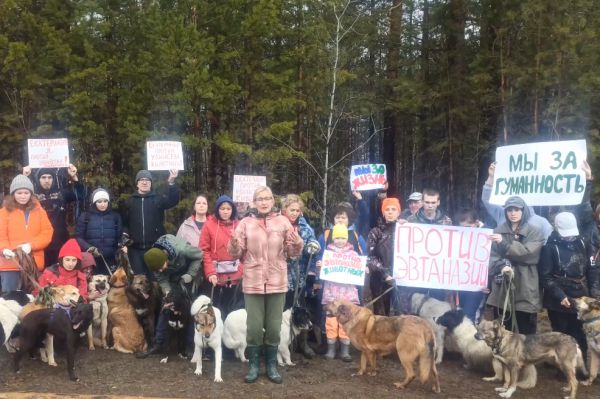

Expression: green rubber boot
xmin=265 ymin=345 xmax=283 ymax=384
xmin=244 ymin=346 xmax=261 ymax=383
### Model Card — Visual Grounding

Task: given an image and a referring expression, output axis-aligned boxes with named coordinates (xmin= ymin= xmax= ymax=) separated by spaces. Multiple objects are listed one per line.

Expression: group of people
xmin=1 ymin=161 xmax=600 ymax=385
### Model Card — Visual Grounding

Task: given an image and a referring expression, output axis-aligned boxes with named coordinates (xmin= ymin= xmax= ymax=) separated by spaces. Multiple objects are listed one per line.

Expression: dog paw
xmin=194 ymin=369 xmax=203 ymax=376
xmin=495 ymin=387 xmax=507 ymax=392
xmin=352 ymin=370 xmax=365 ymax=377
xmin=159 ymin=357 xmax=169 ymax=364
xmin=561 ymin=386 xmax=571 ymax=392
xmin=499 ymin=392 xmax=513 ymax=398
xmin=393 ymin=382 xmax=405 ymax=389
xmin=214 ymin=376 xmax=223 ymax=383
xmin=88 ymin=346 xmax=95 ymax=351
xmin=483 ymin=377 xmax=500 ymax=382
xmin=49 ymin=361 xmax=58 ymax=367
xmin=581 ymin=379 xmax=593 ymax=386
xmin=287 ymin=362 xmax=296 ymax=367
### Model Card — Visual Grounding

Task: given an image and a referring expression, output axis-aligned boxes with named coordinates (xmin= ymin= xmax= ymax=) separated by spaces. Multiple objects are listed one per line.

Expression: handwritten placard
xmin=393 ymin=223 xmax=492 ymax=292
xmin=27 ymin=139 xmax=70 ymax=168
xmin=350 ymin=164 xmax=386 ymax=191
xmin=146 ymin=141 xmax=184 ymax=171
xmin=489 ymin=140 xmax=587 ymax=206
xmin=232 ymin=175 xmax=267 ymax=203
xmin=319 ymin=250 xmax=366 ymax=286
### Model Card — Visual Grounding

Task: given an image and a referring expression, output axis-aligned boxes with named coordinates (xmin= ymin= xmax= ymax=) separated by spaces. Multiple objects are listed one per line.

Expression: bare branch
xmin=267 ymin=134 xmax=324 ymax=182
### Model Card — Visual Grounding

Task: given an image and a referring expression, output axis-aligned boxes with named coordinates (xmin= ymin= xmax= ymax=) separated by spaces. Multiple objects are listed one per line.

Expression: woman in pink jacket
xmin=228 ymin=186 xmax=303 ymax=385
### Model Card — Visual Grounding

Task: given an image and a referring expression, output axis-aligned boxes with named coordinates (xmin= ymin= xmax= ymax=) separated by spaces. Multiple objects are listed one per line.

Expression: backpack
xmin=324 ymin=228 xmax=364 ymax=255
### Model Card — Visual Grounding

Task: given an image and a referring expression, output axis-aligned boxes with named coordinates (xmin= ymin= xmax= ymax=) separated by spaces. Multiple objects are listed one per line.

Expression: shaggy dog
xmin=125 ymin=274 xmax=160 ymax=347
xmin=158 ymin=286 xmax=192 ymax=362
xmin=190 ymin=295 xmax=223 ymax=382
xmin=326 ymin=300 xmax=441 ymax=393
xmin=574 ymin=296 xmax=600 ymax=386
xmin=87 ymin=275 xmax=110 ymax=350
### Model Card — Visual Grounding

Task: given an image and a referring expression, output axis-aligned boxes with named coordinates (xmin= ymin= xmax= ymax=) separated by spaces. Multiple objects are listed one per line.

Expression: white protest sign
xmin=146 ymin=141 xmax=184 ymax=171
xmin=27 ymin=139 xmax=70 ymax=168
xmin=319 ymin=249 xmax=366 ymax=286
xmin=350 ymin=164 xmax=387 ymax=191
xmin=232 ymin=175 xmax=266 ymax=203
xmin=393 ymin=223 xmax=492 ymax=292
xmin=489 ymin=140 xmax=587 ymax=206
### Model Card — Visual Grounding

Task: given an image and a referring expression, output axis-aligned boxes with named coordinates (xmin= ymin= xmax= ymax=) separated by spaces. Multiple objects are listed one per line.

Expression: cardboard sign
xmin=489 ymin=140 xmax=587 ymax=206
xmin=232 ymin=175 xmax=267 ymax=203
xmin=27 ymin=139 xmax=70 ymax=168
xmin=146 ymin=141 xmax=184 ymax=171
xmin=350 ymin=164 xmax=386 ymax=191
xmin=320 ymin=249 xmax=366 ymax=286
xmin=393 ymin=223 xmax=492 ymax=292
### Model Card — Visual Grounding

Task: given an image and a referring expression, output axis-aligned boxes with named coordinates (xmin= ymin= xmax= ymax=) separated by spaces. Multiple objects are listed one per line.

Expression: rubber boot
xmin=135 ymin=344 xmax=165 ymax=359
xmin=324 ymin=339 xmax=337 ymax=359
xmin=298 ymin=330 xmax=315 ymax=359
xmin=244 ymin=346 xmax=261 ymax=383
xmin=339 ymin=339 xmax=352 ymax=362
xmin=265 ymin=345 xmax=283 ymax=384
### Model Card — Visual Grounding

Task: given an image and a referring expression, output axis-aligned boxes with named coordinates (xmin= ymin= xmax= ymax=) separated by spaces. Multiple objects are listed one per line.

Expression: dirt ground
xmin=1 ymin=340 xmax=599 ymax=399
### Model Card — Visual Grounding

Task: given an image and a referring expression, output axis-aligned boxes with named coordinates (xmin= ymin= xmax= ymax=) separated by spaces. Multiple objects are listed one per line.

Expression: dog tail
xmin=517 ymin=364 xmax=537 ymax=389
xmin=190 ymin=295 xmax=211 ymax=316
xmin=418 ymin=333 xmax=435 ymax=383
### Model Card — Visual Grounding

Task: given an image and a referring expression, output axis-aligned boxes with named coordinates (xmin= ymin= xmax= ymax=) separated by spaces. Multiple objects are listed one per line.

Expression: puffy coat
xmin=176 ymin=216 xmax=204 ymax=247
xmin=287 ymin=216 xmax=318 ymax=291
xmin=540 ymin=231 xmax=600 ymax=313
xmin=152 ymin=234 xmax=203 ymax=295
xmin=487 ymin=198 xmax=545 ymax=313
xmin=228 ymin=211 xmax=304 ymax=294
xmin=0 ymin=203 xmax=54 ymax=271
xmin=366 ymin=220 xmax=397 ymax=280
xmin=75 ymin=207 xmax=122 ymax=262
xmin=200 ymin=215 xmax=242 ymax=286
xmin=36 ymin=264 xmax=88 ymax=301
xmin=121 ymin=185 xmax=180 ymax=249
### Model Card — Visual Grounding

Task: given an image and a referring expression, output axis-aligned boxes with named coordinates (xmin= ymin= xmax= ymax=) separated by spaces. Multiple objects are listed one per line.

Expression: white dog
xmin=190 ymin=295 xmax=223 ymax=382
xmin=87 ymin=275 xmax=110 ymax=350
xmin=0 ymin=291 xmax=34 ymax=351
xmin=410 ymin=293 xmax=453 ymax=364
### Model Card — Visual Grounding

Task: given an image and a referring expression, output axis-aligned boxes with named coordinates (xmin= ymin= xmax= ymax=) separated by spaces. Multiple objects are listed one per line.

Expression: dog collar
xmin=583 ymin=316 xmax=600 ymax=325
xmin=52 ymin=303 xmax=73 ymax=321
xmin=110 ymin=283 xmax=126 ymax=288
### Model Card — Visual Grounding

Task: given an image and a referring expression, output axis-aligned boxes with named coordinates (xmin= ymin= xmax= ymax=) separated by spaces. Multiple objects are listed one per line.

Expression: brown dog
xmin=107 ymin=267 xmax=146 ymax=353
xmin=574 ymin=296 xmax=600 ymax=386
xmin=20 ymin=285 xmax=81 ymax=320
xmin=326 ymin=300 xmax=441 ymax=393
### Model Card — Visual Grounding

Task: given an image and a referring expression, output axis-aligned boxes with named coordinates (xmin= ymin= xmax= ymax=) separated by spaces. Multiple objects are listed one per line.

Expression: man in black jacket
xmin=122 ymin=169 xmax=180 ymax=277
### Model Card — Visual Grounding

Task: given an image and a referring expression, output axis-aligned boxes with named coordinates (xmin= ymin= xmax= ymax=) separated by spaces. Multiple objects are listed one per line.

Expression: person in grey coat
xmin=487 ymin=196 xmax=544 ymax=334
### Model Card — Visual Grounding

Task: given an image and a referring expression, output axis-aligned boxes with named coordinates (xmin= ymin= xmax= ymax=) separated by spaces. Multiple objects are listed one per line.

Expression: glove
xmin=306 ymin=240 xmax=321 ymax=255
xmin=18 ymin=243 xmax=31 ymax=254
xmin=3 ymin=249 xmax=15 ymax=259
xmin=87 ymin=246 xmax=101 ymax=257
xmin=180 ymin=274 xmax=193 ymax=284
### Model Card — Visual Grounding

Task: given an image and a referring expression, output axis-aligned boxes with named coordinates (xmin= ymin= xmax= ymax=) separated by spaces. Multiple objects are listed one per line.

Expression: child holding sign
xmin=321 ymin=224 xmax=360 ymax=362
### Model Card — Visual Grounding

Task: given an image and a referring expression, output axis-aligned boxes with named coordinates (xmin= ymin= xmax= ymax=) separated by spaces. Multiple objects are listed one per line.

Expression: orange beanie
xmin=381 ymin=197 xmax=401 ymax=214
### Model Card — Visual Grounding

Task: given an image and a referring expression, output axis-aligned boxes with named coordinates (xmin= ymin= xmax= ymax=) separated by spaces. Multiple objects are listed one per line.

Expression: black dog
xmin=126 ymin=274 xmax=160 ymax=347
xmin=162 ymin=286 xmax=192 ymax=359
xmin=14 ymin=303 xmax=93 ymax=381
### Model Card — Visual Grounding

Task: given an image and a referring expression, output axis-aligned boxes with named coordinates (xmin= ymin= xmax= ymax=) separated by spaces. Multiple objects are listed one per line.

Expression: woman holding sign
xmin=487 ymin=196 xmax=544 ymax=334
xmin=228 ymin=186 xmax=303 ymax=384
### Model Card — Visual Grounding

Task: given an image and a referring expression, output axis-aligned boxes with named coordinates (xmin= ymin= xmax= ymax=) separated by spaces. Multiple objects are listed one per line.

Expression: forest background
xmin=1 ymin=0 xmax=600 ymax=230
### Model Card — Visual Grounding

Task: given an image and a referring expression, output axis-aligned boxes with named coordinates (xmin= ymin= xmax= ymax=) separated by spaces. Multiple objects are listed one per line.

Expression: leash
xmin=13 ymin=249 xmax=42 ymax=293
xmin=363 ymin=284 xmax=395 ymax=309
xmin=500 ymin=272 xmax=518 ymax=333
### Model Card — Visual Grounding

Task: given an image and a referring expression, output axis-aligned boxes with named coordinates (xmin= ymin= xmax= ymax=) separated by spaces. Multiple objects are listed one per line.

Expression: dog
xmin=125 ymin=274 xmax=160 ymax=347
xmin=409 ymin=293 xmax=453 ymax=364
xmin=278 ymin=306 xmax=312 ymax=366
xmin=190 ymin=295 xmax=223 ymax=382
xmin=14 ymin=302 xmax=93 ymax=381
xmin=221 ymin=308 xmax=248 ymax=362
xmin=574 ymin=296 xmax=600 ymax=386
xmin=326 ymin=300 xmax=441 ymax=393
xmin=158 ymin=286 xmax=192 ymax=363
xmin=436 ymin=309 xmax=536 ymax=388
xmin=20 ymin=285 xmax=81 ymax=320
xmin=475 ymin=319 xmax=587 ymax=399
xmin=87 ymin=275 xmax=110 ymax=350
xmin=107 ymin=267 xmax=146 ymax=353
xmin=1 ymin=291 xmax=34 ymax=350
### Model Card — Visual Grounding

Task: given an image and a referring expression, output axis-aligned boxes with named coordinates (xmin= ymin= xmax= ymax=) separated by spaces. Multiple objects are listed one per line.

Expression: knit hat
xmin=10 ymin=174 xmax=35 ymax=195
xmin=135 ymin=170 xmax=153 ymax=183
xmin=332 ymin=224 xmax=348 ymax=240
xmin=554 ymin=212 xmax=579 ymax=237
xmin=91 ymin=188 xmax=110 ymax=204
xmin=381 ymin=197 xmax=401 ymax=215
xmin=80 ymin=252 xmax=96 ymax=269
xmin=408 ymin=192 xmax=422 ymax=202
xmin=58 ymin=239 xmax=83 ymax=261
xmin=144 ymin=248 xmax=167 ymax=272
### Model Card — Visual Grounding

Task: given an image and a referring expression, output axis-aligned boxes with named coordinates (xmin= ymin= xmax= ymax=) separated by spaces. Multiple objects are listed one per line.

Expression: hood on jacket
xmin=214 ymin=195 xmax=237 ymax=221
xmin=34 ymin=167 xmax=60 ymax=192
xmin=503 ymin=196 xmax=532 ymax=226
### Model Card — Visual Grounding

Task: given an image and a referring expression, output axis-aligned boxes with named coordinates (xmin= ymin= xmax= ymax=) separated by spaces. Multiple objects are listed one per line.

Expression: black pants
xmin=547 ymin=309 xmax=587 ymax=355
xmin=493 ymin=307 xmax=538 ymax=334
xmin=128 ymin=247 xmax=152 ymax=278
xmin=199 ymin=281 xmax=244 ymax=321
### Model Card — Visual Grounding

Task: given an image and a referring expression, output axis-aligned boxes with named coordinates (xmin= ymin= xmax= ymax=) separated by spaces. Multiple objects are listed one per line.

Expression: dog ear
xmin=492 ymin=319 xmax=502 ymax=330
xmin=207 ymin=304 xmax=215 ymax=318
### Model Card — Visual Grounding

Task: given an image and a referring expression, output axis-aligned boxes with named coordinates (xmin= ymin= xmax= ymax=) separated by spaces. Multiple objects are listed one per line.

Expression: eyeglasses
xmin=138 ymin=178 xmax=151 ymax=183
xmin=255 ymin=197 xmax=273 ymax=202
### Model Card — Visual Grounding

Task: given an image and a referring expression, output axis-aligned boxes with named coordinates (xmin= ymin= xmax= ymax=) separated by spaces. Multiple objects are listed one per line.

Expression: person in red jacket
xmin=200 ymin=195 xmax=243 ymax=320
xmin=36 ymin=239 xmax=88 ymax=301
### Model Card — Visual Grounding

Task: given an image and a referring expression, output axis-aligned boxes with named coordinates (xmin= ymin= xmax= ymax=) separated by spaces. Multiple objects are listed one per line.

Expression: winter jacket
xmin=366 ymin=220 xmax=397 ymax=281
xmin=0 ymin=203 xmax=54 ymax=271
xmin=321 ymin=243 xmax=360 ymax=305
xmin=287 ymin=216 xmax=318 ymax=291
xmin=200 ymin=215 xmax=242 ymax=286
xmin=176 ymin=216 xmax=204 ymax=247
xmin=122 ymin=185 xmax=180 ymax=249
xmin=228 ymin=211 xmax=304 ymax=295
xmin=152 ymin=234 xmax=203 ymax=295
xmin=36 ymin=264 xmax=88 ymax=301
xmin=75 ymin=207 xmax=122 ymax=263
xmin=407 ymin=208 xmax=453 ymax=225
xmin=486 ymin=198 xmax=545 ymax=313
xmin=540 ymin=231 xmax=600 ymax=313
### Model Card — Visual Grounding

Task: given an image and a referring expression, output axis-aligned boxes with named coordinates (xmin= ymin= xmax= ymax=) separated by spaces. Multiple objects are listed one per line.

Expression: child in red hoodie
xmin=36 ymin=238 xmax=88 ymax=301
